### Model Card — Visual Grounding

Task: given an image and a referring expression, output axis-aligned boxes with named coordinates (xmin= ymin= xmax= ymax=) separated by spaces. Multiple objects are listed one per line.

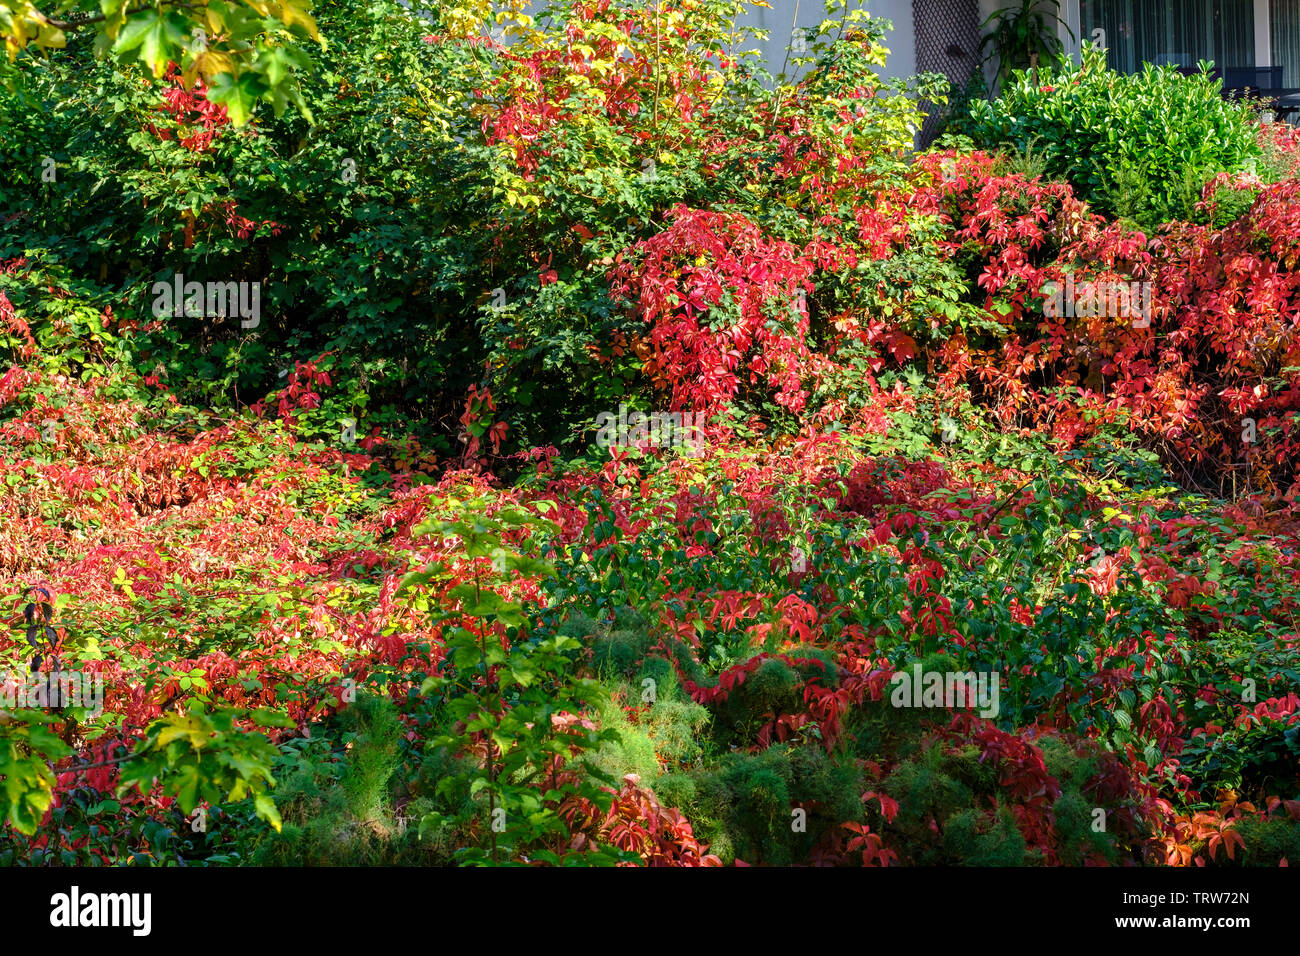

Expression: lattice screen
xmin=912 ymin=0 xmax=982 ymax=146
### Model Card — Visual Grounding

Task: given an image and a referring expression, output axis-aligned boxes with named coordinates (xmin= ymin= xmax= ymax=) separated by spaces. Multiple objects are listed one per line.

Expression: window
xmin=1080 ymin=0 xmax=1255 ymax=73
xmin=1273 ymin=0 xmax=1300 ymax=88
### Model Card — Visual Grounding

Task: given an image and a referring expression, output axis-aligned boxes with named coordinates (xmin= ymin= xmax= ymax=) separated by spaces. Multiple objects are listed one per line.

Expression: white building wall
xmin=741 ymin=1 xmax=1003 ymax=83
xmin=735 ymin=0 xmax=916 ymax=80
xmin=401 ymin=0 xmax=1005 ymax=84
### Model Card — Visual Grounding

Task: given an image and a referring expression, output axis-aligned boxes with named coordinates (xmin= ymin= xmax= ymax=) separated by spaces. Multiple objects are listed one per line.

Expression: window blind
xmin=1080 ymin=0 xmax=1256 ymax=73
xmin=1273 ymin=0 xmax=1300 ymax=88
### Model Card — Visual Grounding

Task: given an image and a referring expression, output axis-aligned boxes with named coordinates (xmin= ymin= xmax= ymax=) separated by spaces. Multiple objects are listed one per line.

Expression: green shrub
xmin=248 ymin=692 xmax=453 ymax=865
xmin=681 ymin=745 xmax=863 ymax=865
xmin=588 ymin=673 xmax=710 ymax=785
xmin=957 ymin=44 xmax=1261 ymax=229
xmin=1233 ymin=815 xmax=1300 ymax=866
xmin=1 ymin=0 xmax=942 ymax=455
xmin=941 ymin=806 xmax=1026 ymax=866
xmin=572 ymin=607 xmax=657 ymax=679
xmin=708 ymin=655 xmax=834 ymax=748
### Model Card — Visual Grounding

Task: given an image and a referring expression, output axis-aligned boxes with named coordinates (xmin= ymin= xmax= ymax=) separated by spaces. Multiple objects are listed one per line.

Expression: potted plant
xmin=980 ymin=0 xmax=1075 ymax=95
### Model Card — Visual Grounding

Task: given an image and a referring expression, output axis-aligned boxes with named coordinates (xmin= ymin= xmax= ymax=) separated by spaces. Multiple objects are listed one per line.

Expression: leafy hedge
xmin=955 ymin=44 xmax=1263 ymax=229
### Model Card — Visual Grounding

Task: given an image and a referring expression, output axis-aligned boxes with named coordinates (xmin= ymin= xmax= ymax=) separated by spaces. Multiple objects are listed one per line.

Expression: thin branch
xmin=31 ymin=8 xmax=108 ymax=29
xmin=54 ymin=750 xmax=139 ymax=774
xmin=978 ymin=476 xmax=1036 ymax=532
xmin=34 ymin=2 xmax=207 ymax=31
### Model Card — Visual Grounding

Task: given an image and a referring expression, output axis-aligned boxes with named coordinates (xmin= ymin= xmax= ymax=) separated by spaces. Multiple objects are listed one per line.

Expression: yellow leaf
xmin=276 ymin=0 xmax=320 ymax=40
xmin=157 ymin=725 xmax=201 ymax=749
xmin=194 ymin=50 xmax=237 ymax=78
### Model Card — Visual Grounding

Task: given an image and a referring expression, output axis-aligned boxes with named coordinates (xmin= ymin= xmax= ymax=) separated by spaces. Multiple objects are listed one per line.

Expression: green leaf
xmin=113 ymin=10 xmax=187 ymax=76
xmin=250 ymin=708 xmax=296 ymax=728
xmin=205 ymin=72 xmax=267 ymax=126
